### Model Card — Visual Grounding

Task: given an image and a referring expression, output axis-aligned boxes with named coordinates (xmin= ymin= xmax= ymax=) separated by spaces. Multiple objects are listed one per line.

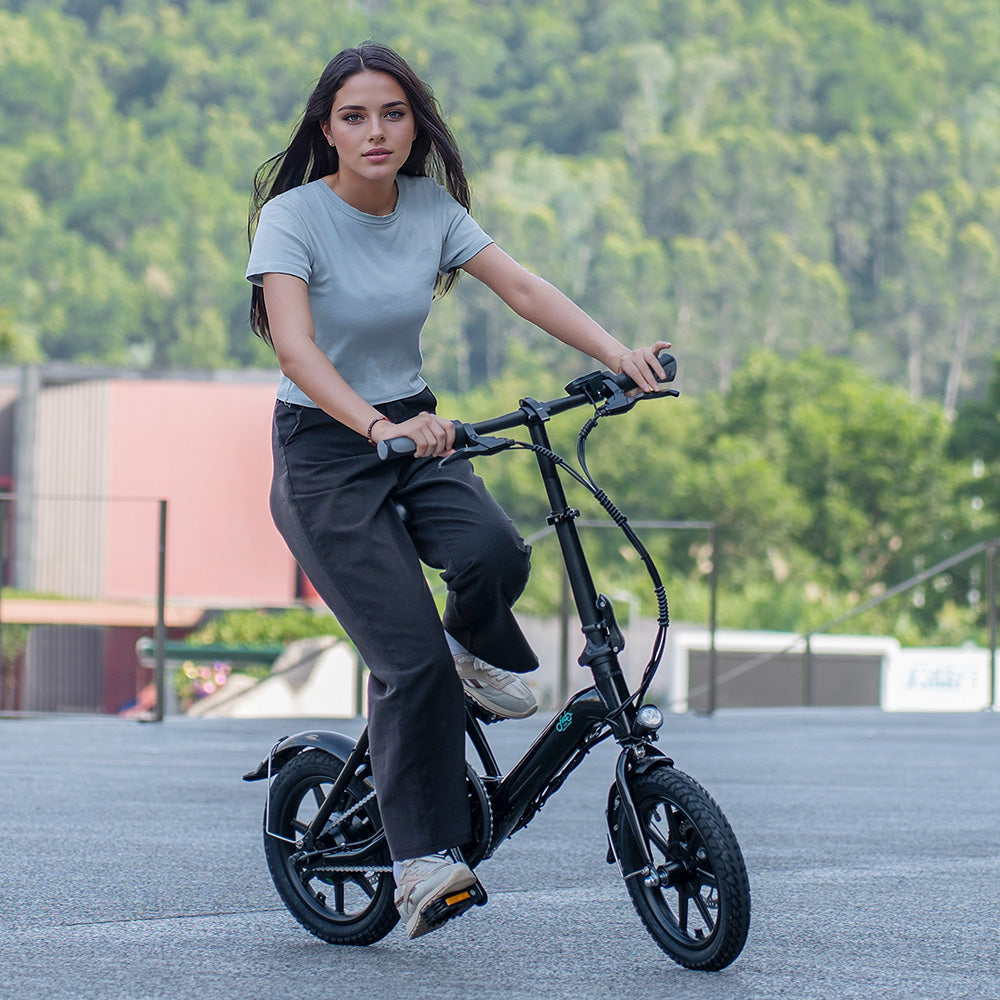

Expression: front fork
xmin=605 ymin=744 xmax=674 ymax=883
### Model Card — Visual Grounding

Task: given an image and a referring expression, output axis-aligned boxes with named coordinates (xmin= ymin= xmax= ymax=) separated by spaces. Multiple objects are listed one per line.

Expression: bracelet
xmin=366 ymin=415 xmax=391 ymax=445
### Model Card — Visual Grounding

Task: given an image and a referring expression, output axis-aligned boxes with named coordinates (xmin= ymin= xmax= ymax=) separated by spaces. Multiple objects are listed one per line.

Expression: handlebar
xmin=376 ymin=350 xmax=677 ymax=461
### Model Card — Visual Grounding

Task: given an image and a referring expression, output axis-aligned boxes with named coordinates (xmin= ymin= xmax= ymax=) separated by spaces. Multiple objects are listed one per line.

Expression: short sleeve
xmin=438 ymin=197 xmax=493 ymax=274
xmin=246 ymin=198 xmax=313 ymax=286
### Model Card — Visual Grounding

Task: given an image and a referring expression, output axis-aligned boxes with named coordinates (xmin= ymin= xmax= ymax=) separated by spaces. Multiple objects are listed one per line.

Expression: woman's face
xmin=322 ymin=71 xmax=417 ymax=186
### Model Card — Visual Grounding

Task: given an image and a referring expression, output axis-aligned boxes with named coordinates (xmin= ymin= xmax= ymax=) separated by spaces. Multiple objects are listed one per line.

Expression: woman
xmin=247 ymin=42 xmax=669 ymax=940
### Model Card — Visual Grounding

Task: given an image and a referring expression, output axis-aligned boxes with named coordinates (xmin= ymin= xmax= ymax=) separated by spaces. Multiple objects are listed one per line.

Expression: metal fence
xmin=0 ymin=494 xmax=168 ymax=718
xmin=3 ymin=486 xmax=996 ymax=720
xmin=689 ymin=538 xmax=1000 ymax=713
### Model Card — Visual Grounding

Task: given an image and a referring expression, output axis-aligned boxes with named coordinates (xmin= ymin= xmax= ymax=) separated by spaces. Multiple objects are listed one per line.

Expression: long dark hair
xmin=248 ymin=43 xmax=471 ymax=346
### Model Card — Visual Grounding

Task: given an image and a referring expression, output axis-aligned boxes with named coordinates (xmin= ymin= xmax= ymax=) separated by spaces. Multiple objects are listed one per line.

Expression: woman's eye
xmin=343 ymin=113 xmax=363 ymax=123
xmin=385 ymin=109 xmax=404 ymax=120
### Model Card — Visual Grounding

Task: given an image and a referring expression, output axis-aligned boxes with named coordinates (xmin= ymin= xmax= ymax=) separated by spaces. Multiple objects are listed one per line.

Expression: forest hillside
xmin=1 ymin=0 xmax=998 ymax=406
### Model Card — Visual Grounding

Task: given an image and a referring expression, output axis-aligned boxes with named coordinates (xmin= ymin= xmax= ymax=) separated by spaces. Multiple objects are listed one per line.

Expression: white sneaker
xmin=454 ymin=654 xmax=538 ymax=719
xmin=394 ymin=854 xmax=480 ymax=939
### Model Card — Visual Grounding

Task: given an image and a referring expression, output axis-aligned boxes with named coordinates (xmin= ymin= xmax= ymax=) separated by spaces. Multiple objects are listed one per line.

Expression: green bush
xmin=186 ymin=607 xmax=345 ymax=648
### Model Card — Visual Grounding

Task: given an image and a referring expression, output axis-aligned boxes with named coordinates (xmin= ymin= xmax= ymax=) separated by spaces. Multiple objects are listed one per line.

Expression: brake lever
xmin=599 ymin=378 xmax=638 ymax=414
xmin=439 ymin=430 xmax=516 ymax=465
xmin=602 ymin=384 xmax=681 ymax=413
xmin=565 ymin=350 xmax=679 ymax=414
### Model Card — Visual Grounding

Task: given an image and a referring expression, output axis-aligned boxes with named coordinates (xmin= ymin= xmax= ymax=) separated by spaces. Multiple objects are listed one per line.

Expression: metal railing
xmin=0 ymin=494 xmax=168 ymax=718
xmin=690 ymin=538 xmax=999 ymax=713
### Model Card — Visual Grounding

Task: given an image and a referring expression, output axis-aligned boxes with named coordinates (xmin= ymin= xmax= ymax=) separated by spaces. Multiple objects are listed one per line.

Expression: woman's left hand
xmin=615 ymin=341 xmax=673 ymax=393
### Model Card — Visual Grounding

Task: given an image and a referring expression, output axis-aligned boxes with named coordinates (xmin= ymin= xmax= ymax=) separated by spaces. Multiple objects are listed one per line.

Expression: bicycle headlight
xmin=634 ymin=704 xmax=664 ymax=735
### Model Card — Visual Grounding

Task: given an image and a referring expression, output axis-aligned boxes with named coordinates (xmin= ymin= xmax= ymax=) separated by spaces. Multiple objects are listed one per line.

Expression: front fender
xmin=242 ymin=729 xmax=359 ymax=781
xmin=604 ymin=744 xmax=674 ymax=809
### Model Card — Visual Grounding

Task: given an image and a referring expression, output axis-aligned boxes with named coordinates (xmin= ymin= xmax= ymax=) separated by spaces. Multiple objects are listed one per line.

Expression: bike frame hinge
xmin=596 ymin=594 xmax=626 ymax=652
xmin=578 ymin=596 xmax=625 ymax=667
xmin=546 ymin=506 xmax=580 ymax=527
xmin=578 ymin=624 xmax=609 ymax=666
xmin=577 ymin=602 xmax=625 ymax=667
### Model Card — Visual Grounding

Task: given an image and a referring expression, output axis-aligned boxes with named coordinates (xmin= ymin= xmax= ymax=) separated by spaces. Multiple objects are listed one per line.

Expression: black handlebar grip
xmin=657 ymin=350 xmax=677 ymax=383
xmin=376 ymin=421 xmax=468 ymax=461
xmin=376 ymin=436 xmax=416 ymax=460
xmin=612 ymin=350 xmax=677 ymax=391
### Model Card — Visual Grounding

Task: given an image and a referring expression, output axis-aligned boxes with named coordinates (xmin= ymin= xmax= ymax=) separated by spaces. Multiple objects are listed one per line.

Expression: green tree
xmin=1 ymin=0 xmax=999 ymax=416
xmin=950 ymin=351 xmax=1000 ymax=535
xmin=715 ymin=351 xmax=973 ymax=617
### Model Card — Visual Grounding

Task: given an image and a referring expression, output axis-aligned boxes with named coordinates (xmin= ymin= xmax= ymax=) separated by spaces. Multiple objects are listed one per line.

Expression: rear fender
xmin=242 ymin=729 xmax=359 ymax=781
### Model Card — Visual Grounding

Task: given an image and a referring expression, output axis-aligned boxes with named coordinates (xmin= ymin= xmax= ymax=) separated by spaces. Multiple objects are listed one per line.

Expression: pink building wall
xmin=105 ymin=379 xmax=296 ymax=604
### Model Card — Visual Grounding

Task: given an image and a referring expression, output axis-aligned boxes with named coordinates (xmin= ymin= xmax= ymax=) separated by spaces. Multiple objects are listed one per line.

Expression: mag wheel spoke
xmin=690 ymin=887 xmax=715 ymax=930
xmin=695 ymin=868 xmax=718 ymax=891
xmin=645 ymin=815 xmax=672 ymax=858
xmin=677 ymin=890 xmax=689 ymax=932
xmin=353 ymin=873 xmax=377 ymax=900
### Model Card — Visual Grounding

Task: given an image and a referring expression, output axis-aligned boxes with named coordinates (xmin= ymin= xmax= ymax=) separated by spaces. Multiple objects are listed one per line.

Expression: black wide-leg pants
xmin=269 ymin=389 xmax=537 ymax=860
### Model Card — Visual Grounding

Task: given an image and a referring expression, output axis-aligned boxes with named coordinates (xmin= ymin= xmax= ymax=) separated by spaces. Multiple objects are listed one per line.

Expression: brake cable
xmin=499 ymin=398 xmax=671 ymax=714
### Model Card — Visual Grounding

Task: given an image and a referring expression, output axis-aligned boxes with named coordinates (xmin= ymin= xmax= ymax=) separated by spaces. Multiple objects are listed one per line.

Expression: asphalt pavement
xmin=1 ymin=707 xmax=998 ymax=1000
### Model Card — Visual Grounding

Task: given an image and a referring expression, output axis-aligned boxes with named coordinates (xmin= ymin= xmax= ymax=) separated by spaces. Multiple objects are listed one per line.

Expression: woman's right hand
xmin=370 ymin=411 xmax=456 ymax=458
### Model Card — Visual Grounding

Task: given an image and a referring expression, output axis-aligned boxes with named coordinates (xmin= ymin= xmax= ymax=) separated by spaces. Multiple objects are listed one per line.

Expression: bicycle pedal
xmin=422 ymin=878 xmax=488 ymax=929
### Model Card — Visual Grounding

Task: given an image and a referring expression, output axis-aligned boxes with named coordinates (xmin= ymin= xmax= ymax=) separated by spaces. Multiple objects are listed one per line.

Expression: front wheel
xmin=612 ymin=766 xmax=750 ymax=971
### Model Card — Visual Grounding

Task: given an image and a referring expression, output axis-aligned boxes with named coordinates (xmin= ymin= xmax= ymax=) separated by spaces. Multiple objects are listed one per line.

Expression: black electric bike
xmin=244 ymin=353 xmax=751 ymax=971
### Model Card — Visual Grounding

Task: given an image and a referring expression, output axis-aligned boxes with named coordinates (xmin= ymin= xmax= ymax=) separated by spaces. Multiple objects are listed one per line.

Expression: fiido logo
xmin=555 ymin=710 xmax=573 ymax=732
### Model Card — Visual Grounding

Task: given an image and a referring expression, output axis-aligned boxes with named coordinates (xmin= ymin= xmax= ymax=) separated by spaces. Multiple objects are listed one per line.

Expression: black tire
xmin=262 ymin=749 xmax=398 ymax=945
xmin=613 ymin=765 xmax=750 ymax=971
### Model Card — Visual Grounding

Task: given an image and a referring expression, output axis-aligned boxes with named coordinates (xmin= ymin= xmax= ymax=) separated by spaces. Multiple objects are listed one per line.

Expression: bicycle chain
xmin=310 ymin=863 xmax=394 ymax=876
xmin=472 ymin=771 xmax=494 ymax=861
xmin=321 ymin=787 xmax=377 ymax=832
xmin=301 ymin=786 xmax=392 ymax=878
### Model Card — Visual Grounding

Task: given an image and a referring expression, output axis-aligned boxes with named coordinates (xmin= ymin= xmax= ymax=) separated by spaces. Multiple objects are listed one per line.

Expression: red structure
xmin=104 ymin=379 xmax=293 ymax=603
xmin=5 ymin=367 xmax=296 ymax=604
xmin=0 ymin=366 xmax=310 ymax=713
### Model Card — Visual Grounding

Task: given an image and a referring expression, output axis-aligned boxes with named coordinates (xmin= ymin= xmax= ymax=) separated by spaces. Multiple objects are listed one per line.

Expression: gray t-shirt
xmin=246 ymin=174 xmax=493 ymax=407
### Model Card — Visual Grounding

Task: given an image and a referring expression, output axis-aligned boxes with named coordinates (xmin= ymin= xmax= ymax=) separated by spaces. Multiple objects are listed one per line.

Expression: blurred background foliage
xmin=1 ymin=0 xmax=998 ymax=641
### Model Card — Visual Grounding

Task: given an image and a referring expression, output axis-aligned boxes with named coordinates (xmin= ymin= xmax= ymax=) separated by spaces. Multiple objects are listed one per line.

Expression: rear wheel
xmin=613 ymin=765 xmax=750 ymax=970
xmin=263 ymin=749 xmax=397 ymax=945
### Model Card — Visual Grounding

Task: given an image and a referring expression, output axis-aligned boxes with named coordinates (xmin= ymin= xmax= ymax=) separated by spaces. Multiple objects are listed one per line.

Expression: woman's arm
xmin=262 ymin=272 xmax=456 ymax=456
xmin=461 ymin=243 xmax=670 ymax=392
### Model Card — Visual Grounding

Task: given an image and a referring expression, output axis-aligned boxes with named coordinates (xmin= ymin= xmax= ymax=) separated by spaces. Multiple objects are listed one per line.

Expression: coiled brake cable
xmin=504 ymin=399 xmax=670 ymax=713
